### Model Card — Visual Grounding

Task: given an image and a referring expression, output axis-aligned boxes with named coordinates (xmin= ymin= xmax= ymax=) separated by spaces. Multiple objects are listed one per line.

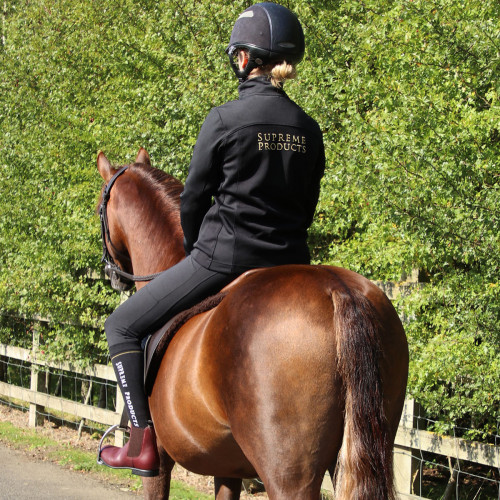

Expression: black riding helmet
xmin=226 ymin=2 xmax=305 ymax=83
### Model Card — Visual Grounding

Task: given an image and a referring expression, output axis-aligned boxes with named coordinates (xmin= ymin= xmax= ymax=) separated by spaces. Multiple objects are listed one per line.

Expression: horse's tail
xmin=332 ymin=287 xmax=396 ymax=500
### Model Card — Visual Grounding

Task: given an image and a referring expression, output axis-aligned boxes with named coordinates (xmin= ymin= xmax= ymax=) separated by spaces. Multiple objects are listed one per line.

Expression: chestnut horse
xmin=97 ymin=149 xmax=408 ymax=500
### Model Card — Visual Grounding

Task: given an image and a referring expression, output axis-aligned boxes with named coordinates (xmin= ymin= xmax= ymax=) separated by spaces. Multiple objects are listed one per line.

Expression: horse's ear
xmin=97 ymin=152 xmax=115 ymax=182
xmin=136 ymin=148 xmax=151 ymax=166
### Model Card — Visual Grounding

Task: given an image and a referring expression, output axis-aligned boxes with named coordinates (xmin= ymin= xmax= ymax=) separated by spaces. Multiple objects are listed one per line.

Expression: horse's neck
xmin=123 ymin=183 xmax=185 ymax=282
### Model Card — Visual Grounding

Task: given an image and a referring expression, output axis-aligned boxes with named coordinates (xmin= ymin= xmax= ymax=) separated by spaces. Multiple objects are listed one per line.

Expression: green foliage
xmin=402 ymin=272 xmax=500 ymax=439
xmin=0 ymin=0 xmax=498 ymax=436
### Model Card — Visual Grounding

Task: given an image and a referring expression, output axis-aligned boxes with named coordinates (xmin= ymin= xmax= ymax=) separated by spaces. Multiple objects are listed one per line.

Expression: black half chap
xmin=105 ymin=255 xmax=238 ymax=354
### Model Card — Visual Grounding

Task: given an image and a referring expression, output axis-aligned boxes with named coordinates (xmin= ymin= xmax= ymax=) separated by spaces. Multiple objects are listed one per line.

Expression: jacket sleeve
xmin=180 ymin=108 xmax=226 ymax=255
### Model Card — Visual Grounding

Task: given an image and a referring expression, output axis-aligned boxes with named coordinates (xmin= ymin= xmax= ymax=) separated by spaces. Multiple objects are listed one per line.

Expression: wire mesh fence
xmin=1 ymin=357 xmax=115 ymax=431
xmin=0 ymin=316 xmax=119 ymax=439
xmin=396 ymin=406 xmax=500 ymax=499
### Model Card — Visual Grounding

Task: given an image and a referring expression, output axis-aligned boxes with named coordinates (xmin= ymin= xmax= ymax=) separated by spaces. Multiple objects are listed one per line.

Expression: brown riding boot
xmin=98 ymin=423 xmax=160 ymax=477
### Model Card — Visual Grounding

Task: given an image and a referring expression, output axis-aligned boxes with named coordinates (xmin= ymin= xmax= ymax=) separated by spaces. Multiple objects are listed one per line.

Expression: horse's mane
xmin=97 ymin=161 xmax=184 ymax=219
xmin=130 ymin=162 xmax=184 ymax=210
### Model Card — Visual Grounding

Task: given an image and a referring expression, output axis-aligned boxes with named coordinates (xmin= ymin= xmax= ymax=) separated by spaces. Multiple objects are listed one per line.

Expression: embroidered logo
xmin=257 ymin=132 xmax=307 ymax=153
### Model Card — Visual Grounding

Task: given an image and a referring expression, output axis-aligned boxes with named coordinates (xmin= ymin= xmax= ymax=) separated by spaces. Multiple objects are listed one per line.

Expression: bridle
xmin=99 ymin=166 xmax=161 ymax=289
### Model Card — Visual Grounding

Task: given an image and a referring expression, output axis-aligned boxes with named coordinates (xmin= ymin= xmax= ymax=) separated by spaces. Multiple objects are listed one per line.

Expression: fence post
xmin=394 ymin=399 xmax=421 ymax=496
xmin=29 ymin=324 xmax=44 ymax=427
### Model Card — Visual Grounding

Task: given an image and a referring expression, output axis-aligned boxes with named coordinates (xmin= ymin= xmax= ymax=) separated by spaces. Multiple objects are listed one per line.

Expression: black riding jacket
xmin=180 ymin=77 xmax=325 ymax=274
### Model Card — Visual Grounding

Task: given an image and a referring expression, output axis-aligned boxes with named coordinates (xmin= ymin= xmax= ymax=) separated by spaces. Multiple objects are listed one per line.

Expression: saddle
xmin=143 ymin=269 xmax=261 ymax=395
xmin=143 ymin=291 xmax=227 ymax=395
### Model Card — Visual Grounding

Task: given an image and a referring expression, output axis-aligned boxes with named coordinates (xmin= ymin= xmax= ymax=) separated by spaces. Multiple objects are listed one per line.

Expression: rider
xmin=98 ymin=2 xmax=325 ymax=476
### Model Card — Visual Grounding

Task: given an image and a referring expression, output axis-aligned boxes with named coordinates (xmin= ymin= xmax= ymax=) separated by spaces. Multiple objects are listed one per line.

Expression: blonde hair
xmin=269 ymin=61 xmax=297 ymax=88
xmin=251 ymin=60 xmax=298 ymax=88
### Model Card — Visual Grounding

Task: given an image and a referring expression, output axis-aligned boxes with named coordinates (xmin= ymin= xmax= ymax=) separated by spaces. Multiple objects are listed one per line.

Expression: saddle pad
xmin=144 ymin=291 xmax=228 ymax=395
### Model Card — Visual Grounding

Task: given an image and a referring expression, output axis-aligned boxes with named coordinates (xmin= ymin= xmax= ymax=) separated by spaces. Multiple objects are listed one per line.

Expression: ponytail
xmin=249 ymin=60 xmax=298 ymax=88
xmin=269 ymin=61 xmax=297 ymax=88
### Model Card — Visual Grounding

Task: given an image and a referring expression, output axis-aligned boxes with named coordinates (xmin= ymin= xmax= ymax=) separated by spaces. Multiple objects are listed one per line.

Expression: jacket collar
xmin=238 ymin=77 xmax=287 ymax=98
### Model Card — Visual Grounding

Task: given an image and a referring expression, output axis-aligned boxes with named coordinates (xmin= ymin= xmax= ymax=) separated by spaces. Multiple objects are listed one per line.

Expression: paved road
xmin=0 ymin=444 xmax=139 ymax=499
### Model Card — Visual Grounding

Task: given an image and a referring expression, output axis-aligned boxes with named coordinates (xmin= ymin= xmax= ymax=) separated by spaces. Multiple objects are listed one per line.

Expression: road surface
xmin=0 ymin=444 xmax=139 ymax=499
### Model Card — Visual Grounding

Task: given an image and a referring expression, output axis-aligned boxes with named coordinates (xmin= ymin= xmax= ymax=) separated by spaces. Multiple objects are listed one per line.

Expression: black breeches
xmin=105 ymin=255 xmax=238 ymax=355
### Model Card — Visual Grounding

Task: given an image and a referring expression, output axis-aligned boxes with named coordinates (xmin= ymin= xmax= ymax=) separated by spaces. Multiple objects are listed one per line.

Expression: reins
xmin=99 ymin=166 xmax=162 ymax=285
